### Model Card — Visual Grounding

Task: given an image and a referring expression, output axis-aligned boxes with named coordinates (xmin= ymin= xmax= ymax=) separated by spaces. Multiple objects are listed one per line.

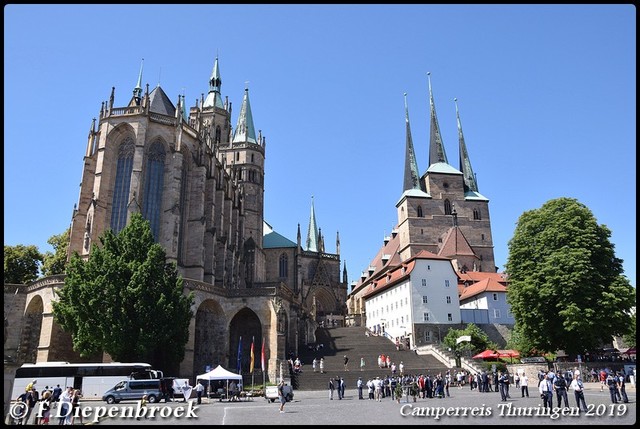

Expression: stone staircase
xmin=291 ymin=326 xmax=450 ymax=390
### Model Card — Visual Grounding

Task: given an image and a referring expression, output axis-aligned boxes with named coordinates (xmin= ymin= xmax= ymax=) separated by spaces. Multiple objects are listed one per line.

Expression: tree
xmin=443 ymin=323 xmax=498 ymax=358
xmin=622 ymin=311 xmax=636 ymax=348
xmin=4 ymin=244 xmax=42 ymax=284
xmin=505 ymin=197 xmax=635 ymax=356
xmin=52 ymin=213 xmax=194 ymax=373
xmin=41 ymin=228 xmax=70 ymax=277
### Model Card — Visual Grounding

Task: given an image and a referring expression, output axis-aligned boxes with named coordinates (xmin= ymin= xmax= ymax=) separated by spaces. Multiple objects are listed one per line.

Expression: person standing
xmin=195 ymin=380 xmax=205 ymax=405
xmin=328 ymin=378 xmax=335 ymax=400
xmin=312 ymin=357 xmax=318 ymax=373
xmin=553 ymin=370 xmax=570 ymax=408
xmin=606 ymin=372 xmax=619 ymax=403
xmin=498 ymin=371 xmax=508 ymax=401
xmin=357 ymin=377 xmax=364 ymax=399
xmin=343 ymin=355 xmax=349 ymax=371
xmin=617 ymin=372 xmax=629 ymax=403
xmin=399 ymin=361 xmax=405 ymax=376
xmin=520 ymin=372 xmax=529 ymax=397
xmin=340 ymin=377 xmax=346 ymax=400
xmin=336 ymin=377 xmax=343 ymax=400
xmin=360 ymin=357 xmax=365 ymax=371
xmin=570 ymin=374 xmax=588 ymax=412
xmin=277 ymin=381 xmax=286 ymax=413
xmin=319 ymin=358 xmax=325 ymax=374
xmin=539 ymin=373 xmax=553 ymax=409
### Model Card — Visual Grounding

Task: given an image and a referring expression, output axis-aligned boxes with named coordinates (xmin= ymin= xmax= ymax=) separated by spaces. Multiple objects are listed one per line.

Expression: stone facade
xmin=4 ymin=59 xmax=347 ymax=392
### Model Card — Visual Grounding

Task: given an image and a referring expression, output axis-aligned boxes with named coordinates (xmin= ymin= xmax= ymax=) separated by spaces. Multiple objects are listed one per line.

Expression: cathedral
xmin=347 ymin=73 xmax=498 ymax=337
xmin=4 ymin=57 xmax=348 ymax=381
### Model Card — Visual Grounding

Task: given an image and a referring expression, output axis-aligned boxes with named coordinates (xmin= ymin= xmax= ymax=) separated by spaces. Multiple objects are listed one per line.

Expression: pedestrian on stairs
xmin=360 ymin=357 xmax=365 ymax=371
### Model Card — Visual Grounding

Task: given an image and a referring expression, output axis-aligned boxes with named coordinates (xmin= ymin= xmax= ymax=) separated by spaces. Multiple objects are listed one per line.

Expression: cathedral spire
xmin=132 ymin=58 xmax=144 ymax=103
xmin=456 ymin=98 xmax=479 ymax=192
xmin=306 ymin=196 xmax=319 ymax=252
xmin=232 ymin=85 xmax=257 ymax=144
xmin=403 ymin=93 xmax=421 ymax=192
xmin=203 ymin=55 xmax=224 ymax=109
xmin=427 ymin=72 xmax=449 ymax=166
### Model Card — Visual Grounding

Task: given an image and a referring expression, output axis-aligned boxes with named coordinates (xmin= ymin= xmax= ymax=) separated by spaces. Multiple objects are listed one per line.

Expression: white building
xmin=459 ymin=277 xmax=514 ymax=324
xmin=363 ymin=250 xmax=461 ymax=348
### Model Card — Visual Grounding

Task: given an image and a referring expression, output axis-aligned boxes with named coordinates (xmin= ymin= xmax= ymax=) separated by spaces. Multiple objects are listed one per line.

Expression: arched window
xmin=215 ymin=126 xmax=221 ymax=143
xmin=473 ymin=208 xmax=481 ymax=220
xmin=142 ymin=141 xmax=166 ymax=240
xmin=417 ymin=206 xmax=423 ymax=217
xmin=110 ymin=137 xmax=135 ymax=233
xmin=444 ymin=199 xmax=452 ymax=215
xmin=279 ymin=253 xmax=288 ymax=278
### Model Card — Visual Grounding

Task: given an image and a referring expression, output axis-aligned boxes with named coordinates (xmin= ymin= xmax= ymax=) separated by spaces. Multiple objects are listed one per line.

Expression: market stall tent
xmin=196 ymin=365 xmax=243 ymax=399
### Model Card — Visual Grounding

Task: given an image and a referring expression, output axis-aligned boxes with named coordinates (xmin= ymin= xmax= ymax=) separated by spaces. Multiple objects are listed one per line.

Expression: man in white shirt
xmin=570 ymin=374 xmax=588 ymax=412
xmin=538 ymin=373 xmax=553 ymax=409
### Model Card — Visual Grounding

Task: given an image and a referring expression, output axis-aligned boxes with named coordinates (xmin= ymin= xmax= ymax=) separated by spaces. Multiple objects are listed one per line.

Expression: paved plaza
xmin=7 ymin=382 xmax=635 ymax=425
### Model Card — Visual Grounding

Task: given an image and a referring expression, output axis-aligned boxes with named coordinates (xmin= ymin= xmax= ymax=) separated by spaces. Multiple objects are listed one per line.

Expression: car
xmin=264 ymin=384 xmax=294 ymax=403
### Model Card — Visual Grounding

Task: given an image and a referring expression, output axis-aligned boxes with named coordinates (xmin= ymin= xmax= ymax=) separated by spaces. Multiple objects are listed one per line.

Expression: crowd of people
xmin=13 ymin=380 xmax=83 ymax=425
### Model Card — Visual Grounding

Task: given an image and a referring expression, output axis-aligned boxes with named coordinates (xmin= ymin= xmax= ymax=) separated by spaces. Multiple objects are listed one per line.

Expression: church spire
xmin=232 ymin=85 xmax=257 ymax=144
xmin=203 ymin=55 xmax=224 ymax=109
xmin=427 ymin=72 xmax=449 ymax=166
xmin=306 ymin=196 xmax=319 ymax=252
xmin=456 ymin=98 xmax=479 ymax=192
xmin=403 ymin=93 xmax=421 ymax=192
xmin=132 ymin=59 xmax=144 ymax=105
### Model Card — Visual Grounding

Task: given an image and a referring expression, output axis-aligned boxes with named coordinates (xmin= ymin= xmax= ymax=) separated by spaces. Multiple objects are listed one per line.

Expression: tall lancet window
xmin=143 ymin=141 xmax=166 ymax=240
xmin=110 ymin=137 xmax=135 ymax=233
xmin=279 ymin=253 xmax=288 ymax=278
xmin=444 ymin=199 xmax=452 ymax=215
xmin=417 ymin=206 xmax=423 ymax=218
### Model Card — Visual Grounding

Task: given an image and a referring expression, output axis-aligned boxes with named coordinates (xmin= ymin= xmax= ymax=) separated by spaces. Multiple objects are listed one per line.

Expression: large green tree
xmin=41 ymin=228 xmax=70 ymax=277
xmin=505 ymin=197 xmax=635 ymax=356
xmin=4 ymin=244 xmax=42 ymax=284
xmin=52 ymin=213 xmax=194 ymax=373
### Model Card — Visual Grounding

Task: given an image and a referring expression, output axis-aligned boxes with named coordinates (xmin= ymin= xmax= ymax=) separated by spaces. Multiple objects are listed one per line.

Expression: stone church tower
xmin=5 ymin=57 xmax=347 ymax=383
xmin=395 ymin=73 xmax=496 ymax=273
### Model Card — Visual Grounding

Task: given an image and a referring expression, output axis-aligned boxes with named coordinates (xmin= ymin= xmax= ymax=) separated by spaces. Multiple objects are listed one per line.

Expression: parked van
xmin=102 ymin=379 xmax=162 ymax=404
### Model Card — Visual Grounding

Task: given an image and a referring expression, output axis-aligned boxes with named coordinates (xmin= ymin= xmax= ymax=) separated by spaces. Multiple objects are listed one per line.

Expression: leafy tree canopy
xmin=52 ymin=213 xmax=194 ymax=373
xmin=504 ymin=197 xmax=635 ymax=356
xmin=41 ymin=228 xmax=70 ymax=277
xmin=4 ymin=244 xmax=42 ymax=284
xmin=443 ymin=323 xmax=498 ymax=356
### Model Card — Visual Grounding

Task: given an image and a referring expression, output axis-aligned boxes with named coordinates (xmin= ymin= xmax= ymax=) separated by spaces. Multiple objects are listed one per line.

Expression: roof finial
xmin=245 ymin=80 xmax=250 ymax=90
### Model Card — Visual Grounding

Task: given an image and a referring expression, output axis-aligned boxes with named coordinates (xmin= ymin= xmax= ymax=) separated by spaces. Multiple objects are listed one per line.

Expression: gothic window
xmin=215 ymin=126 xmax=221 ymax=143
xmin=279 ymin=253 xmax=288 ymax=278
xmin=417 ymin=206 xmax=423 ymax=217
xmin=473 ymin=208 xmax=481 ymax=220
xmin=251 ymin=154 xmax=254 ymax=163
xmin=110 ymin=137 xmax=134 ymax=233
xmin=236 ymin=152 xmax=240 ymax=161
xmin=178 ymin=152 xmax=190 ymax=264
xmin=143 ymin=141 xmax=166 ymax=240
xmin=444 ymin=199 xmax=452 ymax=215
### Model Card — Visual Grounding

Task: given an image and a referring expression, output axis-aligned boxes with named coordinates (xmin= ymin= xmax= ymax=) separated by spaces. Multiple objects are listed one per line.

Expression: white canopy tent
xmin=196 ymin=365 xmax=242 ymax=400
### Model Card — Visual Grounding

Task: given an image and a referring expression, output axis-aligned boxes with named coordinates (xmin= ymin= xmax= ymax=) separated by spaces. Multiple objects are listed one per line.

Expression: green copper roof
xmin=396 ymin=188 xmax=431 ymax=206
xmin=203 ymin=56 xmax=224 ymax=109
xmin=232 ymin=88 xmax=257 ymax=144
xmin=403 ymin=93 xmax=422 ymax=193
xmin=427 ymin=73 xmax=449 ymax=166
xmin=464 ymin=190 xmax=489 ymax=201
xmin=426 ymin=162 xmax=462 ymax=175
xmin=263 ymin=230 xmax=297 ymax=248
xmin=306 ymin=197 xmax=319 ymax=252
xmin=456 ymin=98 xmax=479 ymax=193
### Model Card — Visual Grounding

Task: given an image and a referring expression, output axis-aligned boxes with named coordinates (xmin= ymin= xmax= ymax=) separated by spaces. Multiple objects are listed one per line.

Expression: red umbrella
xmin=472 ymin=349 xmax=500 ymax=359
xmin=497 ymin=349 xmax=520 ymax=363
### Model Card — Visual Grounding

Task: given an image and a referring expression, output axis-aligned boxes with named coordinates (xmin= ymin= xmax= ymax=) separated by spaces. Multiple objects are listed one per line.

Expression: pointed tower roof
xmin=147 ymin=85 xmax=176 ymax=116
xmin=427 ymin=72 xmax=449 ymax=166
xmin=403 ymin=93 xmax=422 ymax=192
xmin=306 ymin=196 xmax=319 ymax=252
xmin=438 ymin=226 xmax=477 ymax=258
xmin=203 ymin=55 xmax=224 ymax=109
xmin=128 ymin=58 xmax=144 ymax=107
xmin=455 ymin=98 xmax=479 ymax=193
xmin=232 ymin=86 xmax=257 ymax=144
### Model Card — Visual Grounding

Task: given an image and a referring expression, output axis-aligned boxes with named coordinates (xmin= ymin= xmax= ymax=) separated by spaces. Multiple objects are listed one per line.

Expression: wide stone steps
xmin=291 ymin=326 xmax=450 ymax=390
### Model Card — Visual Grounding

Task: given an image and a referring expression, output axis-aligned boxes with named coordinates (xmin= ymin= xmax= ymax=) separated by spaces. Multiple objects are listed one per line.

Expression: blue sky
xmin=4 ymin=5 xmax=636 ymax=289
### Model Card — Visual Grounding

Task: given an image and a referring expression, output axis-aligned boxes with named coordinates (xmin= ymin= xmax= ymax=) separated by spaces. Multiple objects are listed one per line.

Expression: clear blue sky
xmin=4 ymin=5 xmax=636 ymax=289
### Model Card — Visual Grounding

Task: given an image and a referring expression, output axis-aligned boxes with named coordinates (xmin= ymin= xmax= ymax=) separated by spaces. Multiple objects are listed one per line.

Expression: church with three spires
xmin=346 ymin=73 xmax=502 ymax=345
xmin=5 ymin=57 xmax=347 ymax=380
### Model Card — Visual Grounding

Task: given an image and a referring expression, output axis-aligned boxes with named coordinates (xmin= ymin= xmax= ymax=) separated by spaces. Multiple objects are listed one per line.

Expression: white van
xmin=102 ymin=379 xmax=162 ymax=404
